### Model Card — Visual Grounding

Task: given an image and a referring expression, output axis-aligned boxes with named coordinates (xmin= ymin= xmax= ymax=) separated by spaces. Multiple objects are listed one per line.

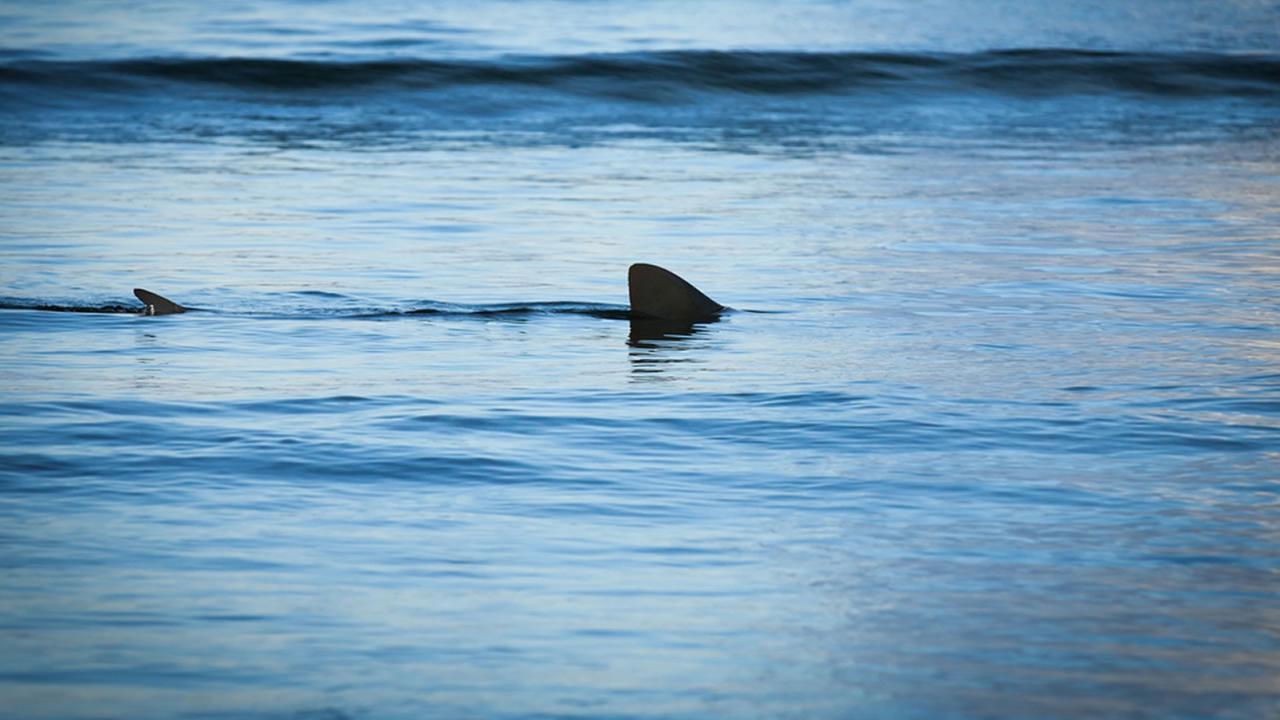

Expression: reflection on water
xmin=627 ymin=317 xmax=716 ymax=379
xmin=627 ymin=317 xmax=711 ymax=345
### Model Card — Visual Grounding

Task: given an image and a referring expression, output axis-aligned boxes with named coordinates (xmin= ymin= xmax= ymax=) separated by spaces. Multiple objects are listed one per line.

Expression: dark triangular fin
xmin=627 ymin=263 xmax=724 ymax=323
xmin=133 ymin=288 xmax=187 ymax=316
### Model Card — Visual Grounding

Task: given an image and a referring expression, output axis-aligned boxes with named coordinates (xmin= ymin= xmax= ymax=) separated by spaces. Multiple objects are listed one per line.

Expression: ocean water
xmin=2 ymin=2 xmax=1279 ymax=718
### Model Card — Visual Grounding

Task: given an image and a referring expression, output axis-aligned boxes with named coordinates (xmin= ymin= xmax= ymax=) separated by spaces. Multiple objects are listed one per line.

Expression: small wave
xmin=0 ymin=300 xmax=138 ymax=314
xmin=0 ymin=298 xmax=633 ymax=320
xmin=3 ymin=50 xmax=1276 ymax=102
xmin=397 ymin=302 xmax=632 ymax=320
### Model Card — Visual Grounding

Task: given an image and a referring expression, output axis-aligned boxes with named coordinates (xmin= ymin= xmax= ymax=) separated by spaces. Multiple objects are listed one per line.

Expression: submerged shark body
xmin=130 ymin=263 xmax=724 ymax=322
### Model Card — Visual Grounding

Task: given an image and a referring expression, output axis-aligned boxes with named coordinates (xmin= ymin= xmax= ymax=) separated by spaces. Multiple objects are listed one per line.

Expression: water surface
xmin=2 ymin=2 xmax=1279 ymax=718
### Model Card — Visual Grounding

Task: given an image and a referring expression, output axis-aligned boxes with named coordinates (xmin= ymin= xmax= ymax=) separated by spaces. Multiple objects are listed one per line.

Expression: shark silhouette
xmin=133 ymin=263 xmax=725 ymax=322
xmin=133 ymin=288 xmax=188 ymax=316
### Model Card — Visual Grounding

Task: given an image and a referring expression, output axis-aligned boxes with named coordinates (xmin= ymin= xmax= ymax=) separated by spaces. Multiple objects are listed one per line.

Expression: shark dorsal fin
xmin=134 ymin=288 xmax=187 ymax=316
xmin=628 ymin=263 xmax=724 ymax=323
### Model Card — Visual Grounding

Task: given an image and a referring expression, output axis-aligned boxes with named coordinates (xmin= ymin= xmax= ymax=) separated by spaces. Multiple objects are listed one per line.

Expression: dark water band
xmin=3 ymin=49 xmax=1277 ymax=99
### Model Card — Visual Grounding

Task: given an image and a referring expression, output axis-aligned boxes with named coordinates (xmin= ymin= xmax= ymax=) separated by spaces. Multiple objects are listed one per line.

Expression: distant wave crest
xmin=3 ymin=50 xmax=1278 ymax=101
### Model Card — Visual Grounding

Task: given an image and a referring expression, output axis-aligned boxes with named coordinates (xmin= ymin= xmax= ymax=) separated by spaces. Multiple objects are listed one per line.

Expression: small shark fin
xmin=133 ymin=288 xmax=187 ymax=316
xmin=627 ymin=263 xmax=724 ymax=323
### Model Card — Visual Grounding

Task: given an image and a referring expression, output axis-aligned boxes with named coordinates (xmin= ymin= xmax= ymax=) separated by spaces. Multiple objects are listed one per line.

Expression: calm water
xmin=2 ymin=2 xmax=1279 ymax=719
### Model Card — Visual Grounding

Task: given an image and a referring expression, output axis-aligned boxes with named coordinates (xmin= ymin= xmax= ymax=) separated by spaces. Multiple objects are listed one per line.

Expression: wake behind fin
xmin=134 ymin=288 xmax=187 ymax=316
xmin=627 ymin=263 xmax=724 ymax=323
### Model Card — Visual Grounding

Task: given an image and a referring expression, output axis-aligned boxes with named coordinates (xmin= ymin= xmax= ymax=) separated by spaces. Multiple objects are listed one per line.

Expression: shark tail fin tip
xmin=133 ymin=288 xmax=187 ymax=316
xmin=627 ymin=263 xmax=724 ymax=323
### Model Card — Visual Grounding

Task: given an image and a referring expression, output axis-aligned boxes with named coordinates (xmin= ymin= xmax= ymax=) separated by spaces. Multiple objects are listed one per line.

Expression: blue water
xmin=2 ymin=2 xmax=1279 ymax=718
